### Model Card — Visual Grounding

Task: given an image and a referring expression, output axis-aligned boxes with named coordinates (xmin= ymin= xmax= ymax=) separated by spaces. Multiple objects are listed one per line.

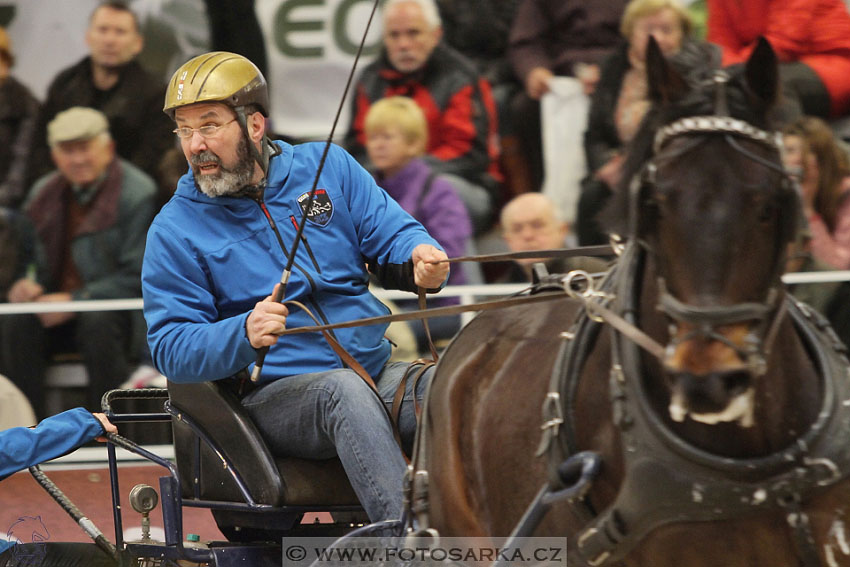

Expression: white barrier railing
xmin=1 ymin=271 xmax=849 ymax=317
xmin=18 ymin=271 xmax=850 ymax=466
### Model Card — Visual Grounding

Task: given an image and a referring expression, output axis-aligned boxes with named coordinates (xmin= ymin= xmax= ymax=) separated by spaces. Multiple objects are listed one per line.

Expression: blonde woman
xmin=365 ymin=96 xmax=472 ymax=351
xmin=578 ymin=0 xmax=703 ymax=244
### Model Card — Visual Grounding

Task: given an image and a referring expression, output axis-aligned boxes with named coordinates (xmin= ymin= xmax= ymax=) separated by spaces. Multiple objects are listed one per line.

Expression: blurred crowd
xmin=3 ymin=0 xmax=850 ymax=419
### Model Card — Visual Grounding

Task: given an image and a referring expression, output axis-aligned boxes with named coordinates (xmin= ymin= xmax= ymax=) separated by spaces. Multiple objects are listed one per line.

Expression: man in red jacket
xmin=345 ymin=0 xmax=502 ymax=234
xmin=708 ymin=0 xmax=850 ymax=121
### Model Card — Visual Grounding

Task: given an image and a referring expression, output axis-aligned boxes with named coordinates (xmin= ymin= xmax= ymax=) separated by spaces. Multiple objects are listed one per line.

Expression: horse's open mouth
xmin=667 ymin=370 xmax=756 ymax=427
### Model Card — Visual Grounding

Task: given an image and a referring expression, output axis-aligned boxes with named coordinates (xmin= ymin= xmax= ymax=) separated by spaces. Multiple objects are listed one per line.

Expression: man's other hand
xmin=412 ymin=244 xmax=449 ymax=289
xmin=246 ymin=284 xmax=290 ymax=348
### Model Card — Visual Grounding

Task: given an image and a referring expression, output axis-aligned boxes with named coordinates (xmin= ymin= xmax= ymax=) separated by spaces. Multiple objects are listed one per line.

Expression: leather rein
xmin=273 ymin=245 xmax=614 ymax=340
xmin=271 ymin=245 xmax=614 ymax=460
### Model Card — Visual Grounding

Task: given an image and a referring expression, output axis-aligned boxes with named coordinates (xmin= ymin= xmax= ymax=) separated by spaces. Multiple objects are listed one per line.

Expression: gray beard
xmin=190 ymin=137 xmax=256 ymax=198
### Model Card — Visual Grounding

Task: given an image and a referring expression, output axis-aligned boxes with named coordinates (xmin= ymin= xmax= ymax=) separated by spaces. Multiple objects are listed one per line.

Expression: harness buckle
xmin=536 ymin=392 xmax=565 ymax=457
xmin=803 ymin=457 xmax=841 ymax=487
xmin=563 ymin=270 xmax=611 ymax=324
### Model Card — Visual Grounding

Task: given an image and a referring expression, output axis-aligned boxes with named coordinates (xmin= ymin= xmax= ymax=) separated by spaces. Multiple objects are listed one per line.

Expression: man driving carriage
xmin=141 ymin=51 xmax=450 ymax=523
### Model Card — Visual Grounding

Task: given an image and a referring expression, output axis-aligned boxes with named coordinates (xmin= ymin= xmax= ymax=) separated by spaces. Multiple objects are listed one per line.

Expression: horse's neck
xmin=636 ymin=263 xmax=823 ymax=458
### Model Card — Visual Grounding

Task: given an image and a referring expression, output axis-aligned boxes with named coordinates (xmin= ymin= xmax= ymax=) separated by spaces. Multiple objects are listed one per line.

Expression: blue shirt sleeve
xmin=0 ymin=408 xmax=105 ymax=480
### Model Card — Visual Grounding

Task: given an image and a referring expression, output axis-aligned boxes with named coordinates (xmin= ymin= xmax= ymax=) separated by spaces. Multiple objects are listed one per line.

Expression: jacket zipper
xmin=255 ymin=199 xmax=343 ymax=357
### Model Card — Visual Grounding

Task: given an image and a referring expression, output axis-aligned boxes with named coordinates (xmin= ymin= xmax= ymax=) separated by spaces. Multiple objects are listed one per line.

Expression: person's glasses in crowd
xmin=173 ymin=118 xmax=236 ymax=139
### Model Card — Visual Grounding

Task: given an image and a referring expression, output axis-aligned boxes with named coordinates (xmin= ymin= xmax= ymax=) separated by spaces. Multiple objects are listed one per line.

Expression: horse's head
xmin=606 ymin=38 xmax=800 ymax=427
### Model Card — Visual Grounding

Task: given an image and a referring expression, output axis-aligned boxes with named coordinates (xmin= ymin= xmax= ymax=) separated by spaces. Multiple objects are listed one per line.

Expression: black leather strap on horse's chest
xmin=553 ymin=245 xmax=850 ymax=567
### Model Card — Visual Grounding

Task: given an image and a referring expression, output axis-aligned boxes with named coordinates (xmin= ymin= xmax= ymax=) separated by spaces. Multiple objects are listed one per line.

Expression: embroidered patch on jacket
xmin=297 ymin=189 xmax=334 ymax=226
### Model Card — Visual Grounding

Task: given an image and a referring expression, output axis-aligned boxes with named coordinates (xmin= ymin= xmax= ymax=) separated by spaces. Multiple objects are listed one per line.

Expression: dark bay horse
xmin=415 ymin=39 xmax=850 ymax=566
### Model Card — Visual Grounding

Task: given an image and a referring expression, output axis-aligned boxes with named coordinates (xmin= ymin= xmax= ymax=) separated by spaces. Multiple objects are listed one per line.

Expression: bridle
xmin=626 ymin=74 xmax=798 ymax=376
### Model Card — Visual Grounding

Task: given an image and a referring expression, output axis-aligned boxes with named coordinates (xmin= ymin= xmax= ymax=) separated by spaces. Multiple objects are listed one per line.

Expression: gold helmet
xmin=163 ymin=51 xmax=269 ymax=119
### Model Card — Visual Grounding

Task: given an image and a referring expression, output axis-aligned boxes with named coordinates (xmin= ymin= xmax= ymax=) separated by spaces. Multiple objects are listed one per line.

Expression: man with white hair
xmin=0 ymin=106 xmax=156 ymax=418
xmin=345 ymin=0 xmax=502 ymax=234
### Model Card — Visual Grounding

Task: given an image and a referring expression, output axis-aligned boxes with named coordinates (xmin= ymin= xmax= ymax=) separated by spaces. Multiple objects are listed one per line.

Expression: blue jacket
xmin=0 ymin=408 xmax=104 ymax=481
xmin=142 ymin=141 xmax=442 ymax=383
xmin=0 ymin=408 xmax=105 ymax=554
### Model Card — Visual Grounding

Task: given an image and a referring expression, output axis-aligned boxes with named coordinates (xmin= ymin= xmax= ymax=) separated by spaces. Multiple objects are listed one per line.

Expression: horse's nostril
xmin=672 ymin=369 xmax=753 ymax=415
xmin=721 ymin=370 xmax=751 ymax=396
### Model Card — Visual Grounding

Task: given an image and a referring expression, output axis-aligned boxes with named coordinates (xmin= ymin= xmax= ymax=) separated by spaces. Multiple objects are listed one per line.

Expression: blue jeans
xmin=240 ymin=361 xmax=432 ymax=522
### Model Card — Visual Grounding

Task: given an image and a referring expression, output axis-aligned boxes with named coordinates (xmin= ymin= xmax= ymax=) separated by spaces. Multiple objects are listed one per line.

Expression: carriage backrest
xmin=168 ymin=379 xmax=285 ymax=505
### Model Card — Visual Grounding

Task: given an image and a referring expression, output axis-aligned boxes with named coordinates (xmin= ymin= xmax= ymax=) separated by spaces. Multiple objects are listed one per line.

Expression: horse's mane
xmin=601 ymin=39 xmax=779 ymax=236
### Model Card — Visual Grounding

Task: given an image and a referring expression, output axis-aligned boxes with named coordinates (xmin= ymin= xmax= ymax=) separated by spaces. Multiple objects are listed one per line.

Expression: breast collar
xmin=551 ymin=242 xmax=850 ymax=566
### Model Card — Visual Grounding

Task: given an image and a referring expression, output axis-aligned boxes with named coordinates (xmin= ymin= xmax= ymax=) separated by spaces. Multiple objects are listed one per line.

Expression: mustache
xmin=190 ymin=151 xmax=222 ymax=167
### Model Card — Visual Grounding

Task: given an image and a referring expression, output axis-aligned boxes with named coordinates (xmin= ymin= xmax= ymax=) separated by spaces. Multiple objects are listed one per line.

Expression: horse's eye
xmin=644 ymin=192 xmax=667 ymax=216
xmin=757 ymin=200 xmax=776 ymax=223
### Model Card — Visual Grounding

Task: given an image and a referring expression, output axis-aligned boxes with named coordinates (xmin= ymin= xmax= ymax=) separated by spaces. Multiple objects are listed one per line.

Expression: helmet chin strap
xmin=233 ymin=106 xmax=272 ymax=197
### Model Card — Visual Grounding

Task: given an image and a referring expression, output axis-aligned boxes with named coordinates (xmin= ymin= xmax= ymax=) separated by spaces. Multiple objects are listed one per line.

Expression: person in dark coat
xmin=345 ymin=0 xmax=502 ymax=234
xmin=0 ymin=107 xmax=157 ymax=418
xmin=507 ymin=0 xmax=628 ymax=192
xmin=25 ymin=1 xmax=173 ymax=195
xmin=576 ymin=0 xmax=706 ymax=245
xmin=0 ymin=27 xmax=40 ymax=209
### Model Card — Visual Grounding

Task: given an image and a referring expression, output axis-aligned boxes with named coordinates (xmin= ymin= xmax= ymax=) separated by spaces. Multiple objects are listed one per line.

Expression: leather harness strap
xmin=273 ymin=246 xmax=612 ymax=460
xmin=418 ymin=287 xmax=440 ymax=362
xmin=283 ymin=300 xmax=407 ymax=457
xmin=428 ymin=244 xmax=613 ymax=265
xmin=277 ymin=289 xmax=572 ymax=338
xmin=390 ymin=288 xmax=439 ymax=428
xmin=284 ymin=290 xmax=576 ymax=459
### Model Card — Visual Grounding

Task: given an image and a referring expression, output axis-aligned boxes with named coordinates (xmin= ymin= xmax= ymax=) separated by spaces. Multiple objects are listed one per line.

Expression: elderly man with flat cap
xmin=0 ymin=106 xmax=157 ymax=418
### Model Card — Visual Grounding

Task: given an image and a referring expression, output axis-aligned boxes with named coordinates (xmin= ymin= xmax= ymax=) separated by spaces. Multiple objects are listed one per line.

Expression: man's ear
xmin=132 ymin=32 xmax=144 ymax=57
xmin=559 ymin=221 xmax=570 ymax=242
xmin=249 ymin=112 xmax=266 ymax=143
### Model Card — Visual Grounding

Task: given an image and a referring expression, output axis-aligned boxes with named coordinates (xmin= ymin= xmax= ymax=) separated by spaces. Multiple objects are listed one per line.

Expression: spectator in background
xmin=786 ymin=225 xmax=850 ymax=350
xmin=0 ymin=107 xmax=156 ymax=419
xmin=707 ymin=0 xmax=850 ymax=122
xmin=435 ymin=0 xmax=529 ymax=198
xmin=26 ymin=0 xmax=174 ymax=194
xmin=345 ymin=0 xmax=502 ymax=235
xmin=154 ymin=147 xmax=187 ymax=211
xmin=202 ymin=0 xmax=267 ymax=80
xmin=577 ymin=0 xmax=704 ymax=245
xmin=782 ymin=116 xmax=850 ymax=269
xmin=365 ymin=96 xmax=471 ymax=351
xmin=498 ymin=192 xmax=610 ymax=283
xmin=0 ymin=207 xmax=38 ymax=304
xmin=434 ymin=0 xmax=521 ymax=114
xmin=507 ymin=0 xmax=627 ymax=193
xmin=0 ymin=27 xmax=40 ymax=209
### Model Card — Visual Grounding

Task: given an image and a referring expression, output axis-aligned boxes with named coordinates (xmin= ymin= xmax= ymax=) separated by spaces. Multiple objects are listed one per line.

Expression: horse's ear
xmin=744 ymin=37 xmax=779 ymax=106
xmin=647 ymin=36 xmax=688 ymax=104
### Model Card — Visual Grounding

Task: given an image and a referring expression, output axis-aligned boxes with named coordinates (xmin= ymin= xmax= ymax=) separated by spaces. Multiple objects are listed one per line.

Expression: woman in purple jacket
xmin=365 ymin=96 xmax=472 ymax=350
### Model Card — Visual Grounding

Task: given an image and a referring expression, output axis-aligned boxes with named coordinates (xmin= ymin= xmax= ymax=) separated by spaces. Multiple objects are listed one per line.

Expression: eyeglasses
xmin=173 ymin=118 xmax=236 ymax=139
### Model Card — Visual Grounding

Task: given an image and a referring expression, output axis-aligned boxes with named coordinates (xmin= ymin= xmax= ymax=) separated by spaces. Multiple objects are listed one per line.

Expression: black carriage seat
xmin=167 ymin=379 xmax=362 ymax=512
